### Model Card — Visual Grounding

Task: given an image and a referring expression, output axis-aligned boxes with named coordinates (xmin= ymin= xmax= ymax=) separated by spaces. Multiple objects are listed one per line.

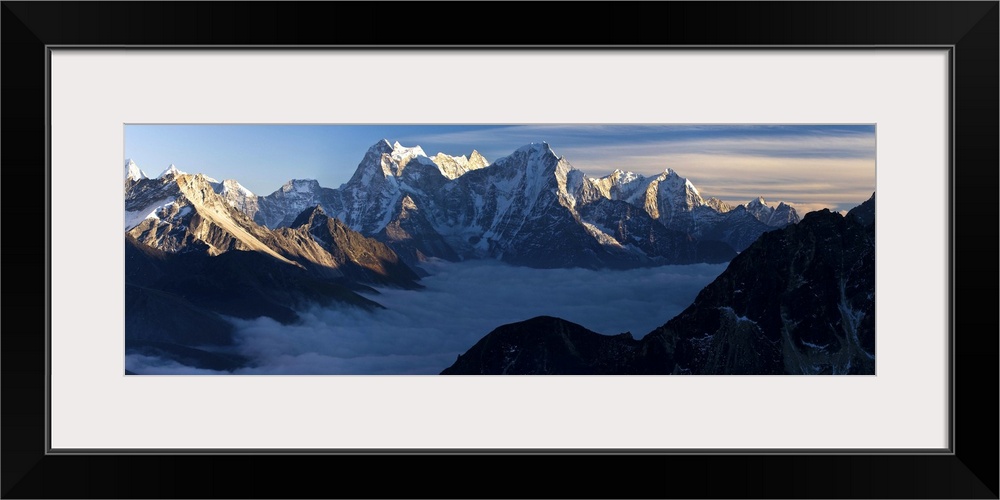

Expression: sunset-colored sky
xmin=125 ymin=124 xmax=875 ymax=213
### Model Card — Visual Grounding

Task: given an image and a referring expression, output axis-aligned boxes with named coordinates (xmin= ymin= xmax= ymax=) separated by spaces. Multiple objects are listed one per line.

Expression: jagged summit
xmin=196 ymin=173 xmax=220 ymax=184
xmin=514 ymin=141 xmax=555 ymax=155
xmin=743 ymin=196 xmax=800 ymax=227
xmin=657 ymin=168 xmax=701 ymax=196
xmin=125 ymin=158 xmax=148 ymax=181
xmin=290 ymin=204 xmax=328 ymax=228
xmin=431 ymin=149 xmax=490 ymax=180
xmin=218 ymin=178 xmax=255 ymax=197
xmin=468 ymin=150 xmax=489 ymax=167
xmin=158 ymin=164 xmax=185 ymax=179
xmin=488 ymin=142 xmax=563 ymax=175
xmin=390 ymin=141 xmax=427 ymax=166
xmin=846 ymin=192 xmax=875 ymax=226
xmin=599 ymin=168 xmax=642 ymax=184
xmin=704 ymin=197 xmax=732 ymax=213
xmin=280 ymin=179 xmax=321 ymax=192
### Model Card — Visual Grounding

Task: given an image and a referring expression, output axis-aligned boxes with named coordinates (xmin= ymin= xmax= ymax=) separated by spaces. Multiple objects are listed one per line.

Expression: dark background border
xmin=3 ymin=2 xmax=997 ymax=498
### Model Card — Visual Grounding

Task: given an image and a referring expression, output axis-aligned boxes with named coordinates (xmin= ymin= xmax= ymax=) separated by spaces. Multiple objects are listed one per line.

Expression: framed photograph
xmin=3 ymin=2 xmax=996 ymax=498
xmin=119 ymin=122 xmax=877 ymax=377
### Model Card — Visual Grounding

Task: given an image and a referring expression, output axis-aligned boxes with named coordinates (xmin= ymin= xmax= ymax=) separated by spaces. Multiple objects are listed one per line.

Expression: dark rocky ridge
xmin=847 ymin=191 xmax=876 ymax=226
xmin=278 ymin=205 xmax=422 ymax=289
xmin=442 ymin=195 xmax=876 ymax=375
xmin=441 ymin=316 xmax=643 ymax=375
xmin=125 ymin=234 xmax=382 ymax=368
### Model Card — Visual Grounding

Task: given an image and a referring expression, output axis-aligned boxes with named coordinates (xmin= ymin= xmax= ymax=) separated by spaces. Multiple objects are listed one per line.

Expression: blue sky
xmin=125 ymin=124 xmax=875 ymax=213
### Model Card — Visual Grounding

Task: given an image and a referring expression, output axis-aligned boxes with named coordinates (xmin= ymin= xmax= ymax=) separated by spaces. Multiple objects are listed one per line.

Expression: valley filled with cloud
xmin=126 ymin=260 xmax=728 ymax=375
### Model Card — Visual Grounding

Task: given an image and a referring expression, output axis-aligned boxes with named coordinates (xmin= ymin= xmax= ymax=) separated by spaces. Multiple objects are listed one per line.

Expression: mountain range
xmin=121 ymin=140 xmax=866 ymax=375
xmin=126 ymin=140 xmax=800 ymax=271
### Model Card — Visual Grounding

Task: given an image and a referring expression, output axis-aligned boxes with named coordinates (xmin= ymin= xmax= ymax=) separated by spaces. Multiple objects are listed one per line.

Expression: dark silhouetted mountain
xmin=125 ymin=340 xmax=249 ymax=373
xmin=126 ymin=234 xmax=380 ymax=324
xmin=125 ymin=283 xmax=236 ymax=346
xmin=847 ymin=192 xmax=876 ymax=226
xmin=644 ymin=208 xmax=875 ymax=374
xmin=442 ymin=203 xmax=875 ymax=375
xmin=441 ymin=316 xmax=644 ymax=375
xmin=125 ymin=234 xmax=383 ymax=371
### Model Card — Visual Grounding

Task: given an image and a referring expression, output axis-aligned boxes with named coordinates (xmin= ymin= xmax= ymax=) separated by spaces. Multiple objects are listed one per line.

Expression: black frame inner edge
xmin=45 ymin=44 xmax=955 ymax=456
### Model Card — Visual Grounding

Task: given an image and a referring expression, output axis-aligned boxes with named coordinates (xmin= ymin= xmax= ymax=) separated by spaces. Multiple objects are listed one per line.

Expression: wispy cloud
xmin=571 ymin=153 xmax=875 ymax=212
xmin=560 ymin=133 xmax=876 ymax=165
xmin=402 ymin=125 xmax=874 ymax=160
xmin=396 ymin=125 xmax=875 ymax=212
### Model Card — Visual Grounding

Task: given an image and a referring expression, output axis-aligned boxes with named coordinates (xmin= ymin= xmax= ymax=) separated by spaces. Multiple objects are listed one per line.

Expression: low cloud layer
xmin=129 ymin=260 xmax=728 ymax=375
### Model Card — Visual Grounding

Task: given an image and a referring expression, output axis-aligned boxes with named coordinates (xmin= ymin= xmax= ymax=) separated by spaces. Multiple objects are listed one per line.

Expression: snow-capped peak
xmin=280 ymin=178 xmax=321 ymax=193
xmin=512 ymin=142 xmax=557 ymax=158
xmin=392 ymin=142 xmax=426 ymax=158
xmin=220 ymin=178 xmax=255 ymax=197
xmin=157 ymin=164 xmax=185 ymax=178
xmin=613 ymin=169 xmax=641 ymax=184
xmin=197 ymin=173 xmax=220 ymax=184
xmin=704 ymin=197 xmax=733 ymax=213
xmin=742 ymin=196 xmax=800 ymax=226
xmin=368 ymin=139 xmax=394 ymax=156
xmin=660 ymin=168 xmax=701 ymax=198
xmin=389 ymin=141 xmax=428 ymax=172
xmin=429 ymin=150 xmax=490 ymax=179
xmin=685 ymin=178 xmax=701 ymax=197
xmin=433 ymin=152 xmax=469 ymax=166
xmin=468 ymin=150 xmax=490 ymax=169
xmin=125 ymin=158 xmax=148 ymax=181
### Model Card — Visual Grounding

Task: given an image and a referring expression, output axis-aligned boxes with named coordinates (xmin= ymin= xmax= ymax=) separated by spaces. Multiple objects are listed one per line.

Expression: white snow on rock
xmin=125 ymin=158 xmax=148 ymax=181
xmin=124 ymin=196 xmax=177 ymax=230
xmin=157 ymin=164 xmax=186 ymax=178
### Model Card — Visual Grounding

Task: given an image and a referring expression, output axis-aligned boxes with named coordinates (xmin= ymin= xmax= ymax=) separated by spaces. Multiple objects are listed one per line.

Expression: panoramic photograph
xmin=124 ymin=124 xmax=876 ymax=375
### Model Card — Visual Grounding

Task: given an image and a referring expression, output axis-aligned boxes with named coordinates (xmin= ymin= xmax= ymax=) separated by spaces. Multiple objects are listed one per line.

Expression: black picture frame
xmin=3 ymin=2 xmax=996 ymax=498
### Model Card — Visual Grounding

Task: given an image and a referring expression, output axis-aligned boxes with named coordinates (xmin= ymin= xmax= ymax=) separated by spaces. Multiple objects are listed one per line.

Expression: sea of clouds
xmin=126 ymin=260 xmax=728 ymax=375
